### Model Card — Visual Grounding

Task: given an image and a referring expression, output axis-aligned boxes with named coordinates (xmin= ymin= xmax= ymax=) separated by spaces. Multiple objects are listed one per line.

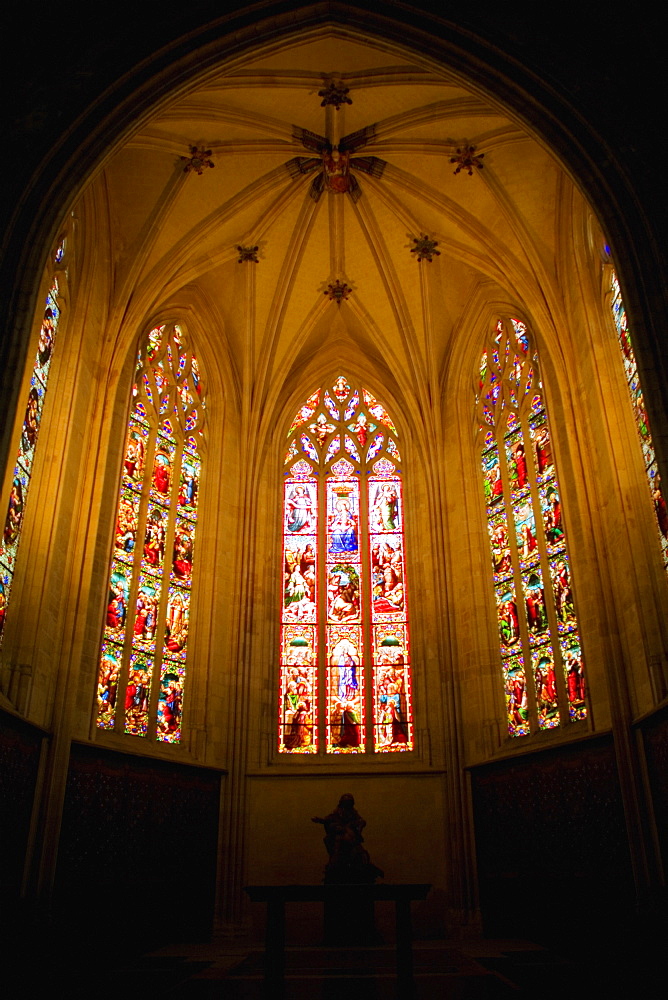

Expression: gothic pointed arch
xmin=476 ymin=317 xmax=587 ymax=736
xmin=0 ymin=235 xmax=69 ymax=648
xmin=96 ymin=322 xmax=206 ymax=742
xmin=279 ymin=374 xmax=414 ymax=754
xmin=607 ymin=269 xmax=668 ymax=572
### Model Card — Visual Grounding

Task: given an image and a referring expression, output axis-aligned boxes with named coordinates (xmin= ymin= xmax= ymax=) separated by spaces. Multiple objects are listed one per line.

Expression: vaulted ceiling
xmin=96 ymin=30 xmax=578 ymax=398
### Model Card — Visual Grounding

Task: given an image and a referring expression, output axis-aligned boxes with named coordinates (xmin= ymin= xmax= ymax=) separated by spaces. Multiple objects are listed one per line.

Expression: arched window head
xmin=476 ymin=318 xmax=587 ymax=736
xmin=280 ymin=376 xmax=413 ymax=755
xmin=0 ymin=239 xmax=67 ymax=648
xmin=609 ymin=270 xmax=668 ymax=570
xmin=96 ymin=323 xmax=206 ymax=743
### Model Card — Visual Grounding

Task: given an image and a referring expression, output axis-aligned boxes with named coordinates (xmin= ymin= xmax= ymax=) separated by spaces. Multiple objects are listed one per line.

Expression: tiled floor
xmin=8 ymin=922 xmax=665 ymax=999
xmin=75 ymin=938 xmax=584 ymax=999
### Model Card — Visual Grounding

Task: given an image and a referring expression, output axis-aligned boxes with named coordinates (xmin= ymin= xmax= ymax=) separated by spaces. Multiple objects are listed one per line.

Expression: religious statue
xmin=312 ymin=793 xmax=384 ymax=884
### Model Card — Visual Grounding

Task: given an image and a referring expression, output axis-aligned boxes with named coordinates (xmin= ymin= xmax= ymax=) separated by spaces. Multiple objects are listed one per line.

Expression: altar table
xmin=244 ymin=882 xmax=431 ymax=983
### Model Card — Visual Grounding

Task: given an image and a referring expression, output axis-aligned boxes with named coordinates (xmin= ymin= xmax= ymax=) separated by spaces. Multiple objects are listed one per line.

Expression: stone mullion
xmin=360 ymin=450 xmax=373 ymax=753
xmin=317 ymin=468 xmax=326 ymax=754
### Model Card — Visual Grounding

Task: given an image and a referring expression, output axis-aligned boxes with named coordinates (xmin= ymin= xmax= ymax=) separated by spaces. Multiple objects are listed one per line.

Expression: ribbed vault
xmin=96 ymin=29 xmax=577 ymax=416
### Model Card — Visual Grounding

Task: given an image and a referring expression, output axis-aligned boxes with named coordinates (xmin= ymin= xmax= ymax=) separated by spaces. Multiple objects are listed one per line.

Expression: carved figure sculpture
xmin=312 ymin=793 xmax=384 ymax=884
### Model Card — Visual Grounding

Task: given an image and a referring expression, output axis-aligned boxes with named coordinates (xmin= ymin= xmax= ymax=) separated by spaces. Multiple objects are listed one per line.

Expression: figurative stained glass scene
xmin=280 ymin=377 xmax=413 ymax=754
xmin=609 ymin=271 xmax=668 ymax=571
xmin=0 ymin=254 xmax=62 ymax=647
xmin=96 ymin=324 xmax=205 ymax=743
xmin=476 ymin=319 xmax=586 ymax=736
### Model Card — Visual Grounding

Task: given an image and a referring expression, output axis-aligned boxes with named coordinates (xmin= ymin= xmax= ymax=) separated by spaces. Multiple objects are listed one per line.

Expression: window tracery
xmin=96 ymin=323 xmax=205 ymax=743
xmin=280 ymin=376 xmax=413 ymax=754
xmin=476 ymin=318 xmax=587 ymax=736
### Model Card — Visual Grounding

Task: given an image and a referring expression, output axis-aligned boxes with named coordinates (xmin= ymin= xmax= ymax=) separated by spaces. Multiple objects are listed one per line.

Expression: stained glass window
xmin=0 ymin=249 xmax=64 ymax=647
xmin=609 ymin=271 xmax=668 ymax=571
xmin=279 ymin=377 xmax=413 ymax=754
xmin=96 ymin=324 xmax=205 ymax=743
xmin=476 ymin=319 xmax=587 ymax=736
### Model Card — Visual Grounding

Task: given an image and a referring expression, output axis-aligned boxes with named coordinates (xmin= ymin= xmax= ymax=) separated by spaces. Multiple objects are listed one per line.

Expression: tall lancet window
xmin=0 ymin=238 xmax=66 ymax=647
xmin=476 ymin=319 xmax=587 ymax=737
xmin=279 ymin=375 xmax=414 ymax=755
xmin=96 ymin=324 xmax=205 ymax=743
xmin=609 ymin=271 xmax=668 ymax=571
